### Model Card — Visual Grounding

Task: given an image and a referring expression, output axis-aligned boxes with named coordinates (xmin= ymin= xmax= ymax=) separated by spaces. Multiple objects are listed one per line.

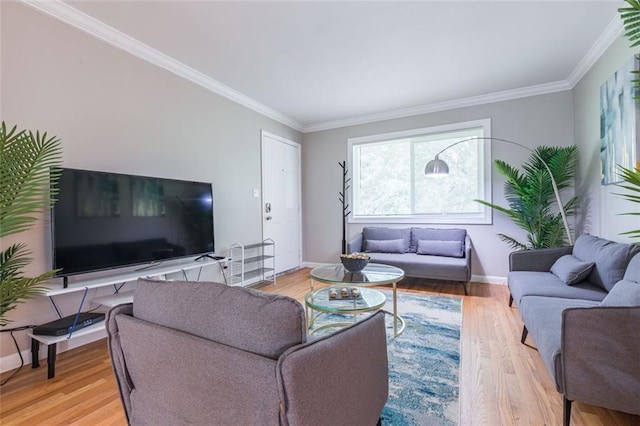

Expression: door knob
xmin=266 ymin=216 xmax=273 ymax=221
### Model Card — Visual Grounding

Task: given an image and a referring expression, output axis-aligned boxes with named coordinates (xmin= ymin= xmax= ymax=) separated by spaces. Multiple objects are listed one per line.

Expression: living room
xmin=1 ymin=1 xmax=639 ymax=425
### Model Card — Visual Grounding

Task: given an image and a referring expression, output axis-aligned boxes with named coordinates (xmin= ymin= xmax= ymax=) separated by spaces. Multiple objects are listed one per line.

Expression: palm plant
xmin=617 ymin=2 xmax=640 ymax=241
xmin=0 ymin=122 xmax=62 ymax=327
xmin=620 ymin=1 xmax=640 ymax=85
xmin=475 ymin=145 xmax=578 ymax=250
xmin=615 ymin=165 xmax=640 ymax=240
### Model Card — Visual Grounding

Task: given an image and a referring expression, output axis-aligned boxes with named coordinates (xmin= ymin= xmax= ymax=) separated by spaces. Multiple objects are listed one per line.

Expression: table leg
xmin=47 ymin=343 xmax=57 ymax=379
xmin=31 ymin=338 xmax=40 ymax=368
xmin=393 ymin=280 xmax=398 ymax=336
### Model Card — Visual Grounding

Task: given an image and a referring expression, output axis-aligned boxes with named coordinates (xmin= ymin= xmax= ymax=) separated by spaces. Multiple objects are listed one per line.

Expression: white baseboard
xmin=471 ymin=274 xmax=507 ymax=285
xmin=0 ymin=329 xmax=107 ymax=374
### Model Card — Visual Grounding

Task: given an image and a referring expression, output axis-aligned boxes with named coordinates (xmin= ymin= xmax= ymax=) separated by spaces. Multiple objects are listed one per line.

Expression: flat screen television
xmin=52 ymin=168 xmax=214 ymax=277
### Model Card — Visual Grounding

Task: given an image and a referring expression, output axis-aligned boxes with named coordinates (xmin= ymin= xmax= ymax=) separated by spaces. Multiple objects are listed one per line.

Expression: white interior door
xmin=261 ymin=131 xmax=301 ymax=274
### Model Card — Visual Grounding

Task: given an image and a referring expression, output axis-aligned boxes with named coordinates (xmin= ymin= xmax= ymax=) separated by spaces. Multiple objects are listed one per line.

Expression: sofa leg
xmin=520 ymin=326 xmax=528 ymax=344
xmin=462 ymin=281 xmax=468 ymax=295
xmin=563 ymin=397 xmax=572 ymax=426
xmin=508 ymin=294 xmax=513 ymax=307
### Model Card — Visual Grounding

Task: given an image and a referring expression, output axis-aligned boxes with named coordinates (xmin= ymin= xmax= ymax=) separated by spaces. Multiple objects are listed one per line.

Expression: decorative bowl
xmin=340 ymin=254 xmax=370 ymax=272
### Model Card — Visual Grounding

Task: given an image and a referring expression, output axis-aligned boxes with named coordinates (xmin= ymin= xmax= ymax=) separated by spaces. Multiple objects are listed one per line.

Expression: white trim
xmin=19 ymin=0 xmax=620 ymax=134
xmin=567 ymin=15 xmax=624 ymax=88
xmin=19 ymin=0 xmax=304 ymax=132
xmin=471 ymin=274 xmax=506 ymax=285
xmin=347 ymin=119 xmax=492 ymax=225
xmin=261 ymin=131 xmax=303 ymax=271
xmin=304 ymin=81 xmax=570 ymax=133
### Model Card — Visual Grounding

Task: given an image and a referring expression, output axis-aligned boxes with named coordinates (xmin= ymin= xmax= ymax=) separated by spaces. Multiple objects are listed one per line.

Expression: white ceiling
xmin=30 ymin=1 xmax=623 ymax=132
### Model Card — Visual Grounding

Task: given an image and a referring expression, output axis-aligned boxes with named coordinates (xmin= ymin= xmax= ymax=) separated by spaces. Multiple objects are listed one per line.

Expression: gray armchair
xmin=106 ymin=278 xmax=388 ymax=425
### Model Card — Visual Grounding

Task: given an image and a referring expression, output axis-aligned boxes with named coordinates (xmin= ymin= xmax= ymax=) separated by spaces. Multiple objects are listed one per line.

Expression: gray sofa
xmin=106 ymin=278 xmax=389 ymax=425
xmin=507 ymin=234 xmax=640 ymax=425
xmin=348 ymin=227 xmax=472 ymax=294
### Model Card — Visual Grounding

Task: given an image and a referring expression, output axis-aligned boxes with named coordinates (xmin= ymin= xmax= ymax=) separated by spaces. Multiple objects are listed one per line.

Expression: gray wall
xmin=0 ymin=2 xmax=300 ymax=361
xmin=574 ymin=36 xmax=640 ymax=242
xmin=301 ymin=91 xmax=575 ymax=279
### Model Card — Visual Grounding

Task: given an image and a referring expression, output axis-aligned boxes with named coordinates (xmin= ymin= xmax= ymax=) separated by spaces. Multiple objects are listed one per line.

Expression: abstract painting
xmin=600 ymin=56 xmax=640 ymax=185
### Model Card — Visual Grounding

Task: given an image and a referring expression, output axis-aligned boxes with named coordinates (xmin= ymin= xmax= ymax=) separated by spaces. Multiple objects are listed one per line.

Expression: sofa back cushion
xmin=409 ymin=227 xmax=467 ymax=253
xmin=363 ymin=227 xmax=410 ymax=253
xmin=572 ymin=234 xmax=640 ymax=291
xmin=572 ymin=234 xmax=610 ymax=262
xmin=133 ymin=279 xmax=306 ymax=359
xmin=365 ymin=239 xmax=406 ymax=253
xmin=600 ymin=280 xmax=640 ymax=307
xmin=589 ymin=243 xmax=640 ymax=291
xmin=623 ymin=252 xmax=640 ymax=282
xmin=417 ymin=240 xmax=464 ymax=257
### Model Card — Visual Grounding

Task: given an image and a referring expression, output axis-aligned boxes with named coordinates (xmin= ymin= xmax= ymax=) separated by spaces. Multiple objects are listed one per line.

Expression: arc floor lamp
xmin=424 ymin=137 xmax=573 ymax=245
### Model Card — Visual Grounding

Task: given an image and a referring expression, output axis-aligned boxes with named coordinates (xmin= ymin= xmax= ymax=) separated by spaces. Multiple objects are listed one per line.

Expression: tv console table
xmin=28 ymin=258 xmax=219 ymax=379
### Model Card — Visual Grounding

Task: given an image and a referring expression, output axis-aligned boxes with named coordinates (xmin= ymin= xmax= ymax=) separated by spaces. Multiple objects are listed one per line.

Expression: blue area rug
xmin=313 ymin=290 xmax=462 ymax=425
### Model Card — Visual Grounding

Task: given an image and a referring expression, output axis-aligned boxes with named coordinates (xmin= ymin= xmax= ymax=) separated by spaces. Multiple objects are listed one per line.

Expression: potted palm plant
xmin=475 ymin=145 xmax=578 ymax=250
xmin=0 ymin=122 xmax=62 ymax=326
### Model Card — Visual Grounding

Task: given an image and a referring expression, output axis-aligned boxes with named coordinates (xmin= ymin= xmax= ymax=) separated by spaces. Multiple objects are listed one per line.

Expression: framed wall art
xmin=600 ymin=56 xmax=640 ymax=185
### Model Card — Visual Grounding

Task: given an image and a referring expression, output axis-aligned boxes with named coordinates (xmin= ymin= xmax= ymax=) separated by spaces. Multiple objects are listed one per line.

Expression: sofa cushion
xmin=363 ymin=227 xmax=410 ymax=253
xmin=600 ymin=280 xmax=640 ymax=307
xmin=572 ymin=234 xmax=611 ymax=263
xmin=519 ymin=296 xmax=600 ymax=392
xmin=133 ymin=279 xmax=306 ymax=359
xmin=550 ymin=255 xmax=595 ymax=286
xmin=367 ymin=252 xmax=469 ymax=282
xmin=508 ymin=271 xmax=608 ymax=306
xmin=409 ymin=227 xmax=466 ymax=252
xmin=417 ymin=240 xmax=464 ymax=258
xmin=623 ymin=252 xmax=640 ymax=282
xmin=588 ymin=242 xmax=640 ymax=292
xmin=365 ymin=239 xmax=405 ymax=253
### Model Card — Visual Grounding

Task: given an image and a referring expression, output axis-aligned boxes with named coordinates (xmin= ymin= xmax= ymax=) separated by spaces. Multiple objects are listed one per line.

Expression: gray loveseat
xmin=507 ymin=234 xmax=640 ymax=425
xmin=107 ymin=279 xmax=389 ymax=425
xmin=348 ymin=227 xmax=472 ymax=294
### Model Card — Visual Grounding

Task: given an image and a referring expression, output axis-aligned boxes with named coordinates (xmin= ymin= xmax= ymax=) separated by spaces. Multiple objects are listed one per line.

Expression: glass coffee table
xmin=305 ymin=286 xmax=386 ymax=335
xmin=308 ymin=263 xmax=406 ymax=337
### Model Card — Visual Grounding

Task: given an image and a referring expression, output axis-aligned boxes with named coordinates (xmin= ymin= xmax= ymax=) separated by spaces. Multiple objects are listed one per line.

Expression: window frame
xmin=347 ymin=119 xmax=493 ymax=225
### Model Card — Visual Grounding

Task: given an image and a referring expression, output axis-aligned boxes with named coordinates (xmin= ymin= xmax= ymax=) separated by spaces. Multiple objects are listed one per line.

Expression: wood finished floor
xmin=1 ymin=268 xmax=638 ymax=425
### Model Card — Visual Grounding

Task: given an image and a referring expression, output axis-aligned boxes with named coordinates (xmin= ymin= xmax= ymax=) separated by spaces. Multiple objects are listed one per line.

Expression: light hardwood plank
xmin=0 ymin=268 xmax=637 ymax=425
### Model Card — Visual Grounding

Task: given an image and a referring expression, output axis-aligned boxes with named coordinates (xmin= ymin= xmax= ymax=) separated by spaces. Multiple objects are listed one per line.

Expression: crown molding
xmin=566 ymin=14 xmax=624 ymax=88
xmin=302 ymin=80 xmax=571 ymax=133
xmin=19 ymin=0 xmax=304 ymax=132
xmin=19 ymin=0 xmax=623 ymax=135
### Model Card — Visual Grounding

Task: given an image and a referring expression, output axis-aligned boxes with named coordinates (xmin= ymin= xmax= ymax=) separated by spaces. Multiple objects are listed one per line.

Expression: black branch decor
xmin=339 ymin=161 xmax=351 ymax=254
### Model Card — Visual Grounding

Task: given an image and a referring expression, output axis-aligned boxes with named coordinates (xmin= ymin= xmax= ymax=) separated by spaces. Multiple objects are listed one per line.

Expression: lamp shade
xmin=424 ymin=157 xmax=449 ymax=176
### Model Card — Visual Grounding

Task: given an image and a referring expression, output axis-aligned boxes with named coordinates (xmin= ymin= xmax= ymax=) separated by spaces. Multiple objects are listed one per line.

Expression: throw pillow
xmin=550 ymin=255 xmax=595 ymax=286
xmin=365 ymin=239 xmax=406 ymax=253
xmin=409 ymin=227 xmax=466 ymax=253
xmin=600 ymin=280 xmax=640 ymax=307
xmin=363 ymin=227 xmax=411 ymax=253
xmin=416 ymin=240 xmax=464 ymax=258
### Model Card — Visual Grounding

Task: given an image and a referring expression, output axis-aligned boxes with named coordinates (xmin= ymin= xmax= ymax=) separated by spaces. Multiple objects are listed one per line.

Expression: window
xmin=348 ymin=119 xmax=492 ymax=224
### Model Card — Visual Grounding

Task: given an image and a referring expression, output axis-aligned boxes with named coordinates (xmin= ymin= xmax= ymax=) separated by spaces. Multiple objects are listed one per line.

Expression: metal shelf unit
xmin=228 ymin=239 xmax=276 ymax=287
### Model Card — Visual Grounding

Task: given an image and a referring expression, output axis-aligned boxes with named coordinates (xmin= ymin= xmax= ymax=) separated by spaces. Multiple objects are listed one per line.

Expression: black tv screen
xmin=52 ymin=168 xmax=214 ymax=276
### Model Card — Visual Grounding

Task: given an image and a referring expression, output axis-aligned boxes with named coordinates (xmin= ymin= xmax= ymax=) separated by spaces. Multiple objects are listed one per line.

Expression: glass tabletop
xmin=310 ymin=263 xmax=404 ymax=285
xmin=305 ymin=286 xmax=386 ymax=313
